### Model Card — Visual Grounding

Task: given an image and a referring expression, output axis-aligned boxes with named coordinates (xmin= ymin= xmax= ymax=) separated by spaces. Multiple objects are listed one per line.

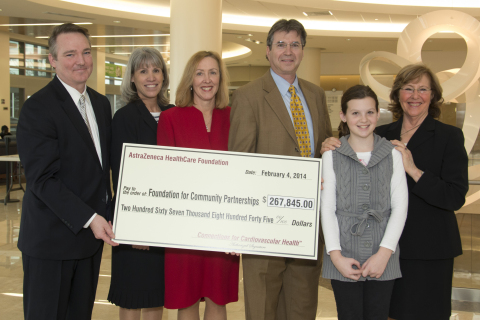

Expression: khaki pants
xmin=242 ymin=247 xmax=323 ymax=320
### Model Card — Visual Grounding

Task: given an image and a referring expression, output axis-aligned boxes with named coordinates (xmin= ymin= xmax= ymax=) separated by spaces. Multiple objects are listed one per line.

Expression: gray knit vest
xmin=322 ymin=134 xmax=402 ymax=282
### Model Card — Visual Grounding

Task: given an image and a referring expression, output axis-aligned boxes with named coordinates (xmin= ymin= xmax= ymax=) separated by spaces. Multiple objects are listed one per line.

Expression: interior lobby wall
xmin=321 ymin=51 xmax=468 ymax=76
xmin=227 ymin=66 xmax=270 ymax=87
xmin=10 ymin=75 xmax=51 ymax=99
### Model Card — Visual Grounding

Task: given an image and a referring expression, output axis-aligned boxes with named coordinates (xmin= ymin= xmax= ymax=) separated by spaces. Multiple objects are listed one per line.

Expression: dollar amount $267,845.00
xmin=263 ymin=195 xmax=315 ymax=210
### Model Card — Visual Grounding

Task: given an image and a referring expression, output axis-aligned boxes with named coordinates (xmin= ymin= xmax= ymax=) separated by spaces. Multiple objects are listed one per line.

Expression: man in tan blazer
xmin=229 ymin=19 xmax=332 ymax=320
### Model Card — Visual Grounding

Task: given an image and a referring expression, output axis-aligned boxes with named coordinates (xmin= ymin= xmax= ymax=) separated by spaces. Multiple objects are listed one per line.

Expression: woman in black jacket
xmin=108 ymin=47 xmax=173 ymax=320
xmin=377 ymin=64 xmax=467 ymax=320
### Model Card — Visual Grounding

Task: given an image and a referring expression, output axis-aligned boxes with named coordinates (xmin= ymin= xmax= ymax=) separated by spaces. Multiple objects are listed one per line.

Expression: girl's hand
xmin=330 ymin=250 xmax=362 ymax=281
xmin=361 ymin=247 xmax=392 ymax=278
xmin=132 ymin=245 xmax=149 ymax=250
xmin=391 ymin=140 xmax=423 ymax=182
xmin=225 ymin=252 xmax=240 ymax=256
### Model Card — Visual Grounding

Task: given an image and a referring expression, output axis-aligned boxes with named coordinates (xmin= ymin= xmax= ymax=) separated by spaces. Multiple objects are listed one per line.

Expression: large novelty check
xmin=113 ymin=144 xmax=322 ymax=260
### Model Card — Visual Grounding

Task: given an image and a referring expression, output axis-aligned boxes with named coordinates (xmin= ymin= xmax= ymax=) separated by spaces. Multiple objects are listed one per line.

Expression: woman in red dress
xmin=157 ymin=51 xmax=239 ymax=320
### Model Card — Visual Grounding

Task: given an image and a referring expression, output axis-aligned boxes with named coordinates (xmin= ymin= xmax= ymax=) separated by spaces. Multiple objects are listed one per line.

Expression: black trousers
xmin=22 ymin=245 xmax=103 ymax=320
xmin=331 ymin=279 xmax=395 ymax=320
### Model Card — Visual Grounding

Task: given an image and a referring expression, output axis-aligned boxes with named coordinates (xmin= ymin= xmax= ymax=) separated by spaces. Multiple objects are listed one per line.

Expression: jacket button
xmin=362 ymin=168 xmax=368 ymax=174
xmin=362 ymin=204 xmax=369 ymax=210
xmin=362 ymin=184 xmax=370 ymax=191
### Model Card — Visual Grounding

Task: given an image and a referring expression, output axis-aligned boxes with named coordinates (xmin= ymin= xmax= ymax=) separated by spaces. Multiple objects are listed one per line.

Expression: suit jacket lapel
xmin=298 ymin=79 xmax=319 ymax=153
xmin=135 ymin=100 xmax=157 ymax=134
xmin=262 ymin=72 xmax=298 ymax=146
xmin=87 ymin=87 xmax=107 ymax=168
xmin=404 ymin=115 xmax=435 ymax=151
xmin=53 ymin=77 xmax=100 ymax=164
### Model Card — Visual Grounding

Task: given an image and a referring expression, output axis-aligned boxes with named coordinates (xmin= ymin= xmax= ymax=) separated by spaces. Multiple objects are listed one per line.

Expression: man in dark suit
xmin=228 ymin=19 xmax=332 ymax=320
xmin=16 ymin=23 xmax=118 ymax=320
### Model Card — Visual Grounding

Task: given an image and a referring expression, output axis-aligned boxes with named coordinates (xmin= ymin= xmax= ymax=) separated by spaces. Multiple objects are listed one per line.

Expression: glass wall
xmin=105 ymin=61 xmax=126 ymax=86
xmin=9 ymin=41 xmax=53 ymax=78
xmin=106 ymin=94 xmax=124 ymax=115
xmin=9 ymin=87 xmax=25 ymax=134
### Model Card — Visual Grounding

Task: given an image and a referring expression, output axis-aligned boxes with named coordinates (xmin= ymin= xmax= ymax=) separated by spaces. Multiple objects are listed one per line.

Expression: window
xmin=10 ymin=87 xmax=25 ymax=134
xmin=105 ymin=61 xmax=126 ymax=85
xmin=107 ymin=94 xmax=125 ymax=116
xmin=10 ymin=41 xmax=53 ymax=78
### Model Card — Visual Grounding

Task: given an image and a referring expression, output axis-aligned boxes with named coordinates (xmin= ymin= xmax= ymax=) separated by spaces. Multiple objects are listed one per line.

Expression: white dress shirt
xmin=57 ymin=77 xmax=101 ymax=227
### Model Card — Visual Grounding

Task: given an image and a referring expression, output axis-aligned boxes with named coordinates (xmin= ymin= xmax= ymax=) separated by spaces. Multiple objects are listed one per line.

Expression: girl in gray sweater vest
xmin=321 ymin=85 xmax=408 ymax=320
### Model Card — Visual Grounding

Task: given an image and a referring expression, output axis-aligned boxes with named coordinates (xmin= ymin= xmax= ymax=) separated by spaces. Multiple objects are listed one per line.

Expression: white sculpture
xmin=360 ymin=10 xmax=480 ymax=153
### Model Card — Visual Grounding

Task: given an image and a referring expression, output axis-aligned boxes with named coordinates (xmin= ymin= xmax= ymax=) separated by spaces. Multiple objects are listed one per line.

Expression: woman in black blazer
xmin=376 ymin=64 xmax=468 ymax=320
xmin=108 ymin=47 xmax=173 ymax=320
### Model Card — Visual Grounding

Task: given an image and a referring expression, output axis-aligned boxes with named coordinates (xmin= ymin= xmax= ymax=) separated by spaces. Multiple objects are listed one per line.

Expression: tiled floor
xmin=0 ymin=184 xmax=479 ymax=320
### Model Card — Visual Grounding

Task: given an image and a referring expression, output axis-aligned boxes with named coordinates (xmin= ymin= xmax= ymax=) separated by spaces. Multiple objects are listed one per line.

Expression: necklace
xmin=400 ymin=123 xmax=420 ymax=136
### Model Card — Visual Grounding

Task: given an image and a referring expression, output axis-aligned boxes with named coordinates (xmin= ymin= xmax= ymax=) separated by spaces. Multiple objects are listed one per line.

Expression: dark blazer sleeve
xmin=412 ymin=126 xmax=468 ymax=211
xmin=376 ymin=118 xmax=467 ymax=259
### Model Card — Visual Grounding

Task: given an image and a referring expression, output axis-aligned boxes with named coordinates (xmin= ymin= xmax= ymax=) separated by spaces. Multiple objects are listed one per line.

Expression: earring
xmin=190 ymin=86 xmax=193 ymax=91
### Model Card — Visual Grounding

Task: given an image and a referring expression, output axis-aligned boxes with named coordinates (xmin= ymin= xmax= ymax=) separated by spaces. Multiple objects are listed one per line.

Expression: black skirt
xmin=389 ymin=258 xmax=454 ymax=320
xmin=108 ymin=244 xmax=165 ymax=309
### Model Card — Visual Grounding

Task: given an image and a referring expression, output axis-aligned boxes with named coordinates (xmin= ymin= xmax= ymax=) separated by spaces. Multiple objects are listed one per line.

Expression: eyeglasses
xmin=400 ymin=87 xmax=432 ymax=95
xmin=273 ymin=42 xmax=303 ymax=50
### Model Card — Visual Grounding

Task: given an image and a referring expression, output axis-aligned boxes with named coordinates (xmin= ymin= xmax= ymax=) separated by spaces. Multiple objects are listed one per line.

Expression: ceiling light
xmin=2 ymin=293 xmax=23 ymax=297
xmin=37 ymin=34 xmax=170 ymax=39
xmin=0 ymin=22 xmax=92 ymax=26
xmin=93 ymin=34 xmax=169 ymax=38
xmin=43 ymin=11 xmax=93 ymax=20
xmin=303 ymin=12 xmax=308 ymax=16
xmin=113 ymin=21 xmax=120 ymax=23
xmin=302 ymin=11 xmax=332 ymax=17
xmin=92 ymin=44 xmax=170 ymax=48
xmin=62 ymin=0 xmax=170 ymax=17
xmin=59 ymin=0 xmax=406 ymax=33
xmin=223 ymin=14 xmax=407 ymax=32
xmin=375 ymin=18 xmax=379 ymax=21
xmin=222 ymin=47 xmax=251 ymax=59
xmin=329 ymin=11 xmax=333 ymax=15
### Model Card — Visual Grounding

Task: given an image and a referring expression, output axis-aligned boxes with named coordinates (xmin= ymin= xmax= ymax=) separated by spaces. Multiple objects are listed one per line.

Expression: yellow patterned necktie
xmin=289 ymin=85 xmax=311 ymax=157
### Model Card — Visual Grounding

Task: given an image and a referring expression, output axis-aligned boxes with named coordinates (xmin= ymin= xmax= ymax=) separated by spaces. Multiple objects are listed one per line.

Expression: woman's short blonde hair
xmin=175 ymin=51 xmax=229 ymax=109
xmin=121 ymin=47 xmax=170 ymax=106
xmin=389 ymin=64 xmax=443 ymax=119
